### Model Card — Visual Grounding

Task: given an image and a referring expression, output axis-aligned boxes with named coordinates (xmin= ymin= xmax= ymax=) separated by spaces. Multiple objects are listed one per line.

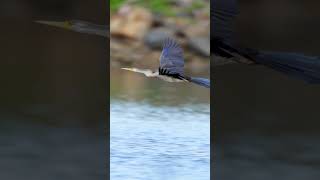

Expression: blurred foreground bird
xmin=36 ymin=0 xmax=320 ymax=83
xmin=35 ymin=20 xmax=109 ymax=37
xmin=122 ymin=38 xmax=210 ymax=88
xmin=212 ymin=0 xmax=320 ymax=83
xmin=35 ymin=20 xmax=209 ymax=88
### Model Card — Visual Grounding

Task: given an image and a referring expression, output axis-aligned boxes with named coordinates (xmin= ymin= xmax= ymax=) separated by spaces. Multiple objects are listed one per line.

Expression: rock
xmin=110 ymin=37 xmax=159 ymax=68
xmin=144 ymin=28 xmax=175 ymax=49
xmin=182 ymin=21 xmax=209 ymax=37
xmin=110 ymin=5 xmax=152 ymax=39
xmin=176 ymin=0 xmax=193 ymax=7
xmin=188 ymin=37 xmax=210 ymax=57
xmin=187 ymin=58 xmax=210 ymax=73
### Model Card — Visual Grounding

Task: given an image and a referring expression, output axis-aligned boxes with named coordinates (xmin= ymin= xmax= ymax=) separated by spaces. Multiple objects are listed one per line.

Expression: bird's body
xmin=157 ymin=74 xmax=187 ymax=83
xmin=122 ymin=38 xmax=210 ymax=88
xmin=121 ymin=68 xmax=188 ymax=82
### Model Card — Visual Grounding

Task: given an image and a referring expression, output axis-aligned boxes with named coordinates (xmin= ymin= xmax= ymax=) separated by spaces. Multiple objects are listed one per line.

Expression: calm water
xmin=213 ymin=64 xmax=320 ymax=180
xmin=0 ymin=20 xmax=107 ymax=179
xmin=110 ymin=69 xmax=210 ymax=180
xmin=0 ymin=110 xmax=105 ymax=180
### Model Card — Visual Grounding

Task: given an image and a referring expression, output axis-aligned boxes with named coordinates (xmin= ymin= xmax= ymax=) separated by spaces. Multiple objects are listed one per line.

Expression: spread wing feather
xmin=212 ymin=0 xmax=238 ymax=42
xmin=159 ymin=38 xmax=185 ymax=75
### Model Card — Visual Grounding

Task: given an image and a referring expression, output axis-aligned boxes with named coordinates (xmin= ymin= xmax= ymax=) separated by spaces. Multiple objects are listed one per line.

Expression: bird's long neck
xmin=74 ymin=23 xmax=109 ymax=37
xmin=146 ymin=71 xmax=159 ymax=77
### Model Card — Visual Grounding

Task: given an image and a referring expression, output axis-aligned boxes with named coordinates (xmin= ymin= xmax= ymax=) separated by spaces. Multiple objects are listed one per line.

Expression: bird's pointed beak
xmin=121 ymin=68 xmax=135 ymax=72
xmin=35 ymin=20 xmax=72 ymax=30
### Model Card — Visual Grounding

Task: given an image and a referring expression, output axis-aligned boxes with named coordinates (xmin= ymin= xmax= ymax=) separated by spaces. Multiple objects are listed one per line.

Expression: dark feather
xmin=189 ymin=77 xmax=210 ymax=88
xmin=211 ymin=0 xmax=240 ymax=63
xmin=158 ymin=67 xmax=186 ymax=80
xmin=159 ymin=38 xmax=185 ymax=75
xmin=211 ymin=0 xmax=238 ymax=43
xmin=250 ymin=51 xmax=320 ymax=83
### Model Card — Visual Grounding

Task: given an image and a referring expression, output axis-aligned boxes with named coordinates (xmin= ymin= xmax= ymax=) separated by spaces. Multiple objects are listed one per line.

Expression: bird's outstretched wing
xmin=212 ymin=0 xmax=238 ymax=42
xmin=159 ymin=38 xmax=185 ymax=75
xmin=211 ymin=0 xmax=253 ymax=64
xmin=211 ymin=1 xmax=320 ymax=83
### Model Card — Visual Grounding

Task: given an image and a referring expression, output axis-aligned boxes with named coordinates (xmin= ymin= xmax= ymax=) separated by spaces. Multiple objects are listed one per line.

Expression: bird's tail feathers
xmin=244 ymin=49 xmax=320 ymax=83
xmin=189 ymin=77 xmax=210 ymax=88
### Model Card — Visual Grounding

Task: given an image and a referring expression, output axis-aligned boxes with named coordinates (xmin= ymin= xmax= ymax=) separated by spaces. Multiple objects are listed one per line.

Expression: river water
xmin=213 ymin=64 xmax=320 ymax=180
xmin=110 ymin=69 xmax=210 ymax=180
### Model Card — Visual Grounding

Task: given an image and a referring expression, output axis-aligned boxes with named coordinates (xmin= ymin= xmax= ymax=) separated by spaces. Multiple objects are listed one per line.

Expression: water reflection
xmin=111 ymin=69 xmax=210 ymax=105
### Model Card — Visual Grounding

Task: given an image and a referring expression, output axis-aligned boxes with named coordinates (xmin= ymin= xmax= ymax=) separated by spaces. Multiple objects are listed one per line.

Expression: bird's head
xmin=35 ymin=20 xmax=73 ymax=30
xmin=121 ymin=68 xmax=155 ymax=77
xmin=121 ymin=68 xmax=138 ymax=72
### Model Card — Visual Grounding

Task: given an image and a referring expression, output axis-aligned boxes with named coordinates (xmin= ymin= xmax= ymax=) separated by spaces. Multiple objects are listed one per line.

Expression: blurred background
xmin=214 ymin=0 xmax=320 ymax=179
xmin=0 ymin=0 xmax=107 ymax=179
xmin=3 ymin=0 xmax=319 ymax=179
xmin=110 ymin=0 xmax=210 ymax=180
xmin=110 ymin=0 xmax=210 ymax=72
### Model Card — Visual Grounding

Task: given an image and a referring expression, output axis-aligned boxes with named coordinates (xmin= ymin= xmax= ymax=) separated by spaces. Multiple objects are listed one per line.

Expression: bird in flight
xmin=212 ymin=0 xmax=320 ymax=83
xmin=36 ymin=0 xmax=320 ymax=83
xmin=35 ymin=20 xmax=109 ymax=37
xmin=122 ymin=38 xmax=210 ymax=88
xmin=35 ymin=20 xmax=210 ymax=88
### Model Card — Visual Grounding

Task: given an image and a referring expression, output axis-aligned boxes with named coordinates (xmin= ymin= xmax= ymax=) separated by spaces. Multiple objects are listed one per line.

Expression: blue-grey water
xmin=0 ymin=109 xmax=105 ymax=180
xmin=0 ymin=19 xmax=107 ymax=180
xmin=110 ymin=69 xmax=210 ymax=180
xmin=213 ymin=64 xmax=320 ymax=180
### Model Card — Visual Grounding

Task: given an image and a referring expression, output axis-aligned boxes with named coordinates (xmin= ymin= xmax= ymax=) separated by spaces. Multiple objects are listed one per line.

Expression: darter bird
xmin=35 ymin=20 xmax=109 ymax=37
xmin=122 ymin=38 xmax=210 ymax=88
xmin=36 ymin=0 xmax=320 ymax=83
xmin=35 ymin=20 xmax=209 ymax=88
xmin=212 ymin=0 xmax=320 ymax=83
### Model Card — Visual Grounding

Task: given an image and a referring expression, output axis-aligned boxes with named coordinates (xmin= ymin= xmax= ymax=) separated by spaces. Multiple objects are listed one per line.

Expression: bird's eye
xmin=64 ymin=21 xmax=72 ymax=26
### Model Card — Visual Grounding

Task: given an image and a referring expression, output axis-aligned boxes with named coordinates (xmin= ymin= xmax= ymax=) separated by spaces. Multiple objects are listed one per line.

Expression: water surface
xmin=110 ymin=69 xmax=210 ymax=180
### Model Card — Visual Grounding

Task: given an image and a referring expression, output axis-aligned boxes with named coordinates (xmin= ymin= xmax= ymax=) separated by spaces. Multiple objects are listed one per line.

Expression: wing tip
xmin=163 ymin=37 xmax=180 ymax=49
xmin=161 ymin=37 xmax=183 ymax=58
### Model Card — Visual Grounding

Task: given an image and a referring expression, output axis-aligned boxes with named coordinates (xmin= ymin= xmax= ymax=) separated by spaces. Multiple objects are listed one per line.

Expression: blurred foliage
xmin=110 ymin=0 xmax=126 ymax=12
xmin=188 ymin=1 xmax=206 ymax=11
xmin=110 ymin=0 xmax=174 ymax=16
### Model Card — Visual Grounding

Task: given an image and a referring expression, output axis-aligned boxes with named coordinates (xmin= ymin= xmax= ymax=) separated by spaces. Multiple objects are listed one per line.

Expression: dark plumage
xmin=122 ymin=38 xmax=210 ymax=88
xmin=212 ymin=0 xmax=320 ymax=83
xmin=159 ymin=38 xmax=185 ymax=75
xmin=35 ymin=20 xmax=210 ymax=88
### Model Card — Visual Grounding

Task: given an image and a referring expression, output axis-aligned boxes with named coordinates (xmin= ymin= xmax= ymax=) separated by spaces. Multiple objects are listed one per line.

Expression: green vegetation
xmin=110 ymin=0 xmax=208 ymax=17
xmin=140 ymin=0 xmax=174 ymax=16
xmin=110 ymin=0 xmax=126 ymax=12
xmin=190 ymin=1 xmax=206 ymax=10
xmin=110 ymin=0 xmax=174 ymax=16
